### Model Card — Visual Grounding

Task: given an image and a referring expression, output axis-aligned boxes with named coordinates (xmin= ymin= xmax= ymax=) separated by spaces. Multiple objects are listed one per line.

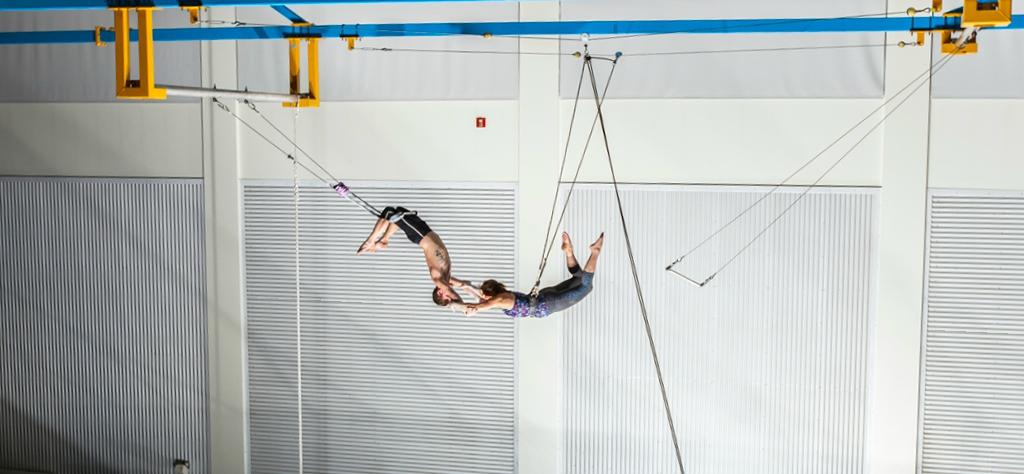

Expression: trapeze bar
xmin=0 ymin=0 xmax=504 ymax=11
xmin=6 ymin=15 xmax=1023 ymax=46
xmin=161 ymin=85 xmax=300 ymax=102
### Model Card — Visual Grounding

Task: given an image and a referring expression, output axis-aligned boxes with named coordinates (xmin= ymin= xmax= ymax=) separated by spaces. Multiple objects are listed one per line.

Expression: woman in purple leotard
xmin=462 ymin=232 xmax=604 ymax=318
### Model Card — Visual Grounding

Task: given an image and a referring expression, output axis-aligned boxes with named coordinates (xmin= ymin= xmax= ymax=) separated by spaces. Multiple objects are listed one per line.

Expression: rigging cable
xmin=214 ymin=98 xmax=384 ymax=218
xmin=584 ymin=52 xmax=687 ymax=474
xmin=292 ymin=105 xmax=305 ymax=474
xmin=532 ymin=53 xmax=619 ymax=293
xmin=667 ymin=45 xmax=961 ymax=286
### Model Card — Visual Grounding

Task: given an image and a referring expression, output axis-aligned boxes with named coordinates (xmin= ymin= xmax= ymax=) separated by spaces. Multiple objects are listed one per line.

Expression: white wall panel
xmin=243 ymin=182 xmax=516 ymax=473
xmin=0 ymin=177 xmax=209 ymax=473
xmin=236 ymin=5 xmax=518 ymax=101
xmin=919 ymin=190 xmax=1024 ymax=474
xmin=560 ymin=184 xmax=877 ymax=474
xmin=560 ymin=0 xmax=886 ymax=98
xmin=0 ymin=103 xmax=203 ymax=178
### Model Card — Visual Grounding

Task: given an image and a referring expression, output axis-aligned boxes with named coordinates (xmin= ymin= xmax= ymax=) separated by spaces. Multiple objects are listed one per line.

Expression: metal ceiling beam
xmin=270 ymin=5 xmax=307 ymax=24
xmin=0 ymin=0 xmax=505 ymax=11
xmin=2 ymin=15 xmax=1021 ymax=45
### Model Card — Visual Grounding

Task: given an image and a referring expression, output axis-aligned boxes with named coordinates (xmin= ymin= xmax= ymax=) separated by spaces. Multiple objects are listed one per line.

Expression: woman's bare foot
xmin=356 ymin=241 xmax=375 ymax=255
xmin=372 ymin=239 xmax=389 ymax=251
xmin=589 ymin=232 xmax=605 ymax=253
xmin=561 ymin=231 xmax=575 ymax=254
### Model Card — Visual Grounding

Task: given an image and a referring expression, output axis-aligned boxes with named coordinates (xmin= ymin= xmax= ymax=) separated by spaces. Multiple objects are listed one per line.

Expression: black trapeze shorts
xmin=381 ymin=206 xmax=432 ymax=245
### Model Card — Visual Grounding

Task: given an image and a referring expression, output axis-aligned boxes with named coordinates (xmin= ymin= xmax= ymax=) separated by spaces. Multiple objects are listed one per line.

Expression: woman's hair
xmin=480 ymin=280 xmax=508 ymax=298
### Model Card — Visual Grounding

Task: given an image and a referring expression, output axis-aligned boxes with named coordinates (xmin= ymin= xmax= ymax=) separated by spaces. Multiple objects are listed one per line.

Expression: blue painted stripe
xmin=271 ymin=5 xmax=307 ymax=24
xmin=0 ymin=0 xmax=506 ymax=10
xmin=0 ymin=16 xmax=1021 ymax=45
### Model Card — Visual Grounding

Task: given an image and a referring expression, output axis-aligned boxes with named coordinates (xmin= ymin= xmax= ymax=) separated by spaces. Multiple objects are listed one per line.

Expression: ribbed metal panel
xmin=560 ymin=184 xmax=877 ymax=474
xmin=0 ymin=176 xmax=209 ymax=474
xmin=920 ymin=190 xmax=1024 ymax=474
xmin=243 ymin=182 xmax=516 ymax=474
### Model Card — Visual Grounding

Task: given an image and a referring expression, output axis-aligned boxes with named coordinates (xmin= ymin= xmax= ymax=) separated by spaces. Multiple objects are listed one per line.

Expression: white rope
xmin=292 ymin=107 xmax=305 ymax=474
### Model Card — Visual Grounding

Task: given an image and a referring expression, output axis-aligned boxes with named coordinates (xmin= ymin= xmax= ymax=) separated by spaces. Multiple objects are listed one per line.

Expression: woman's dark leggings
xmin=537 ymin=262 xmax=595 ymax=314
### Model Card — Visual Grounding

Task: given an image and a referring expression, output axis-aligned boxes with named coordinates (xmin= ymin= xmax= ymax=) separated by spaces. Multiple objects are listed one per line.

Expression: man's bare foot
xmin=561 ymin=231 xmax=574 ymax=254
xmin=590 ymin=232 xmax=605 ymax=252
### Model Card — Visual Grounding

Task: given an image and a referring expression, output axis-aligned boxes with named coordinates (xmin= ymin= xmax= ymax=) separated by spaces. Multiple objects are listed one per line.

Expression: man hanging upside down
xmin=357 ymin=206 xmax=475 ymax=307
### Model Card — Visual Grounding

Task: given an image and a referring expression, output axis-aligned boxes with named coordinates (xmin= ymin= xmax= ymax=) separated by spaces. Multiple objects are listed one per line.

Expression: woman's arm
xmin=450 ymin=276 xmax=484 ymax=299
xmin=464 ymin=292 xmax=515 ymax=316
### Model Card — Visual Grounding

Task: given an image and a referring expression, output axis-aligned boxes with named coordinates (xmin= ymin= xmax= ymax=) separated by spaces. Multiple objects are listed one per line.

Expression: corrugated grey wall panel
xmin=920 ymin=190 xmax=1024 ymax=474
xmin=560 ymin=0 xmax=886 ymax=98
xmin=561 ymin=184 xmax=877 ymax=474
xmin=243 ymin=182 xmax=516 ymax=474
xmin=0 ymin=177 xmax=208 ymax=474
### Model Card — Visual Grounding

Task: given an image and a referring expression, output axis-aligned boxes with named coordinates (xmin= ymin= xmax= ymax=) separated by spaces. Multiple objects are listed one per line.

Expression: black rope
xmin=585 ymin=54 xmax=686 ymax=474
xmin=531 ymin=53 xmax=620 ymax=294
xmin=667 ymin=44 xmax=961 ymax=284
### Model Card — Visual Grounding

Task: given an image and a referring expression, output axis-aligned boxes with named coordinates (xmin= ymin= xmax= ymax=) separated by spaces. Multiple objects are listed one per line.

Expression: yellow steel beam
xmin=284 ymin=23 xmax=320 ymax=108
xmin=111 ymin=7 xmax=166 ymax=100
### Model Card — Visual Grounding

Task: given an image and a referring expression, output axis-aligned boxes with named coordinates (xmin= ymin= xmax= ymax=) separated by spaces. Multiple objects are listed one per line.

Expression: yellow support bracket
xmin=182 ymin=6 xmax=201 ymax=24
xmin=932 ymin=0 xmax=1012 ymax=55
xmin=112 ymin=7 xmax=166 ymax=100
xmin=342 ymin=36 xmax=358 ymax=51
xmin=284 ymin=23 xmax=320 ymax=108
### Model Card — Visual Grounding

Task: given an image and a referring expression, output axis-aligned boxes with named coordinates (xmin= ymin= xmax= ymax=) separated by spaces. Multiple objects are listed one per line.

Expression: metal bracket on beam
xmin=285 ymin=22 xmax=319 ymax=108
xmin=182 ymin=6 xmax=201 ymax=24
xmin=342 ymin=35 xmax=358 ymax=50
xmin=112 ymin=7 xmax=166 ymax=100
xmin=932 ymin=0 xmax=1013 ymax=54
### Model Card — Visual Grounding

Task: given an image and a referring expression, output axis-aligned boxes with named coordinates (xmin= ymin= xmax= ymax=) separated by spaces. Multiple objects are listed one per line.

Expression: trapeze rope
xmin=292 ymin=106 xmax=305 ymax=474
xmin=532 ymin=52 xmax=619 ymax=294
xmin=667 ymin=43 xmax=961 ymax=287
xmin=583 ymin=51 xmax=687 ymax=474
xmin=211 ymin=97 xmax=389 ymax=220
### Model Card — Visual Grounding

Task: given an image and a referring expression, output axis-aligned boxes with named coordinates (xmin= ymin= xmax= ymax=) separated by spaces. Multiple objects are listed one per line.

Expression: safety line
xmin=211 ymin=98 xmax=334 ymax=185
xmin=356 ymin=46 xmax=577 ymax=57
xmin=356 ymin=42 xmax=905 ymax=59
xmin=624 ymin=42 xmax=904 ymax=57
xmin=535 ymin=59 xmax=587 ymax=294
xmin=669 ymin=47 xmax=960 ymax=285
xmin=292 ymin=106 xmax=305 ymax=474
xmin=666 ymin=41 xmax=960 ymax=273
xmin=585 ymin=54 xmax=687 ymax=474
xmin=243 ymin=100 xmax=340 ymax=184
